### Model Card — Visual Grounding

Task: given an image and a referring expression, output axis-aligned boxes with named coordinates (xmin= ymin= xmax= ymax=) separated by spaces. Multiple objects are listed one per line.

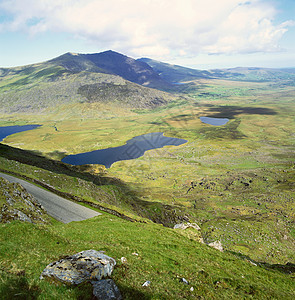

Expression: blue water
xmin=200 ymin=116 xmax=229 ymax=126
xmin=62 ymin=132 xmax=187 ymax=168
xmin=0 ymin=125 xmax=41 ymax=142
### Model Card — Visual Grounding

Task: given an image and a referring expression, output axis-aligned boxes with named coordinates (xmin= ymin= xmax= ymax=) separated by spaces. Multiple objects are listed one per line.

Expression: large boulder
xmin=40 ymin=250 xmax=116 ymax=285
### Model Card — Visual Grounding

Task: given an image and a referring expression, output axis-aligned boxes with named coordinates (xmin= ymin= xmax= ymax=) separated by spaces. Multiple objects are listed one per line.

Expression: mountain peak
xmin=78 ymin=50 xmax=169 ymax=88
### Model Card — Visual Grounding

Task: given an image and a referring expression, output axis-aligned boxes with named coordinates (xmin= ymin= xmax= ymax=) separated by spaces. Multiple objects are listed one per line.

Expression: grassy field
xmin=1 ymin=214 xmax=294 ymax=299
xmin=0 ymin=77 xmax=294 ymax=298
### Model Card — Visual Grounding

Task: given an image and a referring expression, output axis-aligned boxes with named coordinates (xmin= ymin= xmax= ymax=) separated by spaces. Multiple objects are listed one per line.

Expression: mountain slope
xmin=140 ymin=58 xmax=295 ymax=84
xmin=50 ymin=51 xmax=171 ymax=89
xmin=138 ymin=57 xmax=213 ymax=82
xmin=0 ymin=52 xmax=175 ymax=113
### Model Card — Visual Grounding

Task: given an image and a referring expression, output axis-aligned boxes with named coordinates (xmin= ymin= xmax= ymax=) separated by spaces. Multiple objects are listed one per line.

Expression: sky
xmin=0 ymin=0 xmax=294 ymax=69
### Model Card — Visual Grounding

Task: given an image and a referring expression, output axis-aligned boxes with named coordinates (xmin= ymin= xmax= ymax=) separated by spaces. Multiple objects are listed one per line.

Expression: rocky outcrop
xmin=0 ymin=177 xmax=48 ymax=224
xmin=40 ymin=250 xmax=121 ymax=299
xmin=173 ymin=222 xmax=201 ymax=230
xmin=208 ymin=241 xmax=224 ymax=252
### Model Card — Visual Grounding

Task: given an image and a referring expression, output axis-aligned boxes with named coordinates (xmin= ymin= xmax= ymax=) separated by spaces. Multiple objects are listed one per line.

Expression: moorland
xmin=0 ymin=50 xmax=294 ymax=299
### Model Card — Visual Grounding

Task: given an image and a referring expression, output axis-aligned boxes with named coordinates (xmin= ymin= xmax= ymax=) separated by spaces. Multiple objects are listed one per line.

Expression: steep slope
xmin=138 ymin=57 xmax=213 ymax=83
xmin=49 ymin=51 xmax=171 ymax=89
xmin=81 ymin=50 xmax=171 ymax=89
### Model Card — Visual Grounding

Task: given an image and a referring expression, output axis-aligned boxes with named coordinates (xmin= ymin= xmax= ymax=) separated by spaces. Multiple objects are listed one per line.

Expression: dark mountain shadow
xmin=199 ymin=119 xmax=246 ymax=140
xmin=200 ymin=105 xmax=277 ymax=119
xmin=0 ymin=143 xmax=186 ymax=226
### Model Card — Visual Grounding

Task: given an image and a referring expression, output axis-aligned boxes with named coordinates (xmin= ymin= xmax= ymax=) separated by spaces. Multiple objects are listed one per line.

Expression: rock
xmin=92 ymin=279 xmax=122 ymax=300
xmin=12 ymin=209 xmax=32 ymax=223
xmin=173 ymin=222 xmax=201 ymax=230
xmin=208 ymin=241 xmax=223 ymax=252
xmin=180 ymin=278 xmax=189 ymax=285
xmin=40 ymin=250 xmax=116 ymax=285
xmin=142 ymin=280 xmax=151 ymax=287
xmin=0 ymin=178 xmax=48 ymax=224
xmin=190 ymin=287 xmax=194 ymax=292
xmin=120 ymin=257 xmax=127 ymax=264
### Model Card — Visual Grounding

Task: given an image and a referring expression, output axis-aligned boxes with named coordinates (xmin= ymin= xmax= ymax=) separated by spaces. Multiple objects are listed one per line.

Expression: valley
xmin=0 ymin=51 xmax=294 ymax=299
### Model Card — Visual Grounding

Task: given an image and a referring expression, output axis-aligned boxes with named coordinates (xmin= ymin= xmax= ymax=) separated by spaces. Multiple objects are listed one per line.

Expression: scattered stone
xmin=142 ymin=281 xmax=151 ymax=287
xmin=120 ymin=257 xmax=127 ymax=264
xmin=173 ymin=222 xmax=201 ymax=230
xmin=0 ymin=178 xmax=48 ymax=224
xmin=246 ymin=259 xmax=257 ymax=266
xmin=92 ymin=279 xmax=122 ymax=300
xmin=132 ymin=252 xmax=139 ymax=256
xmin=208 ymin=241 xmax=223 ymax=252
xmin=180 ymin=278 xmax=189 ymax=285
xmin=190 ymin=287 xmax=194 ymax=292
xmin=40 ymin=250 xmax=116 ymax=285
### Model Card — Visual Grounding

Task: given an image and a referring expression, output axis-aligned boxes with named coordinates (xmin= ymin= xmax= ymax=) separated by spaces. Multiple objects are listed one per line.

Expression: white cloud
xmin=0 ymin=0 xmax=293 ymax=60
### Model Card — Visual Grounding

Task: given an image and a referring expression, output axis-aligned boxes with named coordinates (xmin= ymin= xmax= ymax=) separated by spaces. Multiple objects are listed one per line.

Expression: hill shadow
xmin=228 ymin=251 xmax=295 ymax=274
xmin=0 ymin=143 xmax=186 ymax=226
xmin=199 ymin=105 xmax=277 ymax=119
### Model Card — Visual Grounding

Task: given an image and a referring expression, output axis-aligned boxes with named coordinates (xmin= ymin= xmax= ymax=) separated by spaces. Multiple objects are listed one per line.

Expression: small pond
xmin=200 ymin=116 xmax=229 ymax=126
xmin=0 ymin=125 xmax=41 ymax=142
xmin=62 ymin=132 xmax=187 ymax=168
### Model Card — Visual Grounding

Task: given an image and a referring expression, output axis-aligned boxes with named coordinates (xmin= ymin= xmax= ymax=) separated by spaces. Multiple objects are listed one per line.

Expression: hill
xmin=139 ymin=58 xmax=295 ymax=84
xmin=0 ymin=148 xmax=294 ymax=299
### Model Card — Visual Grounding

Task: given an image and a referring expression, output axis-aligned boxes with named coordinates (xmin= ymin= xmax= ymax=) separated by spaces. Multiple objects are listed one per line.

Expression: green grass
xmin=0 ymin=216 xmax=294 ymax=299
xmin=0 ymin=75 xmax=294 ymax=298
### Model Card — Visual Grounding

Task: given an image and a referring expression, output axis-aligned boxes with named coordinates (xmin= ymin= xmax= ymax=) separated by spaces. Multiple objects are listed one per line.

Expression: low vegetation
xmin=0 ymin=52 xmax=294 ymax=298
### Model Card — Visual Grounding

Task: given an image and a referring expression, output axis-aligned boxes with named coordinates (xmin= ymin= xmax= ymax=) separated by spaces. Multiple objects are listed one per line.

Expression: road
xmin=0 ymin=172 xmax=101 ymax=223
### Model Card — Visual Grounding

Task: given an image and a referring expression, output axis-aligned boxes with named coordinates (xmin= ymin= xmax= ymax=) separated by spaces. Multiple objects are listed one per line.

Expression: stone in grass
xmin=173 ymin=223 xmax=201 ymax=230
xmin=92 ymin=279 xmax=122 ymax=300
xmin=208 ymin=241 xmax=223 ymax=252
xmin=40 ymin=250 xmax=116 ymax=285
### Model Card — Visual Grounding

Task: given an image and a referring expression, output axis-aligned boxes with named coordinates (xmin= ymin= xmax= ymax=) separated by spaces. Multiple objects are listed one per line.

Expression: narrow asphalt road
xmin=0 ymin=172 xmax=101 ymax=223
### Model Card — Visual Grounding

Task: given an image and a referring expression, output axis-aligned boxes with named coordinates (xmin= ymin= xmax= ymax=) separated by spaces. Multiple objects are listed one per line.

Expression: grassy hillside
xmin=0 ymin=53 xmax=294 ymax=298
xmin=1 ymin=207 xmax=294 ymax=299
xmin=1 ymin=77 xmax=294 ymax=265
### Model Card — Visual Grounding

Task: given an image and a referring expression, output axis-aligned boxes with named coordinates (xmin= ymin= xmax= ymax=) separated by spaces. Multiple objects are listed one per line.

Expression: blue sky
xmin=0 ymin=0 xmax=294 ymax=69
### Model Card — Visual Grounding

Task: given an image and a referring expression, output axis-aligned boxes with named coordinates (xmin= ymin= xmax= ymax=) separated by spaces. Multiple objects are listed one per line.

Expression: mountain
xmin=139 ymin=58 xmax=295 ymax=84
xmin=0 ymin=51 xmax=175 ymax=113
xmin=138 ymin=57 xmax=213 ymax=83
xmin=50 ymin=50 xmax=171 ymax=89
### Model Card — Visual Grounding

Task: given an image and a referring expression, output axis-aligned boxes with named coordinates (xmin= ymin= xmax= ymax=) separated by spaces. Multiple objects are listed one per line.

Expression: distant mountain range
xmin=139 ymin=57 xmax=295 ymax=83
xmin=1 ymin=50 xmax=295 ymax=114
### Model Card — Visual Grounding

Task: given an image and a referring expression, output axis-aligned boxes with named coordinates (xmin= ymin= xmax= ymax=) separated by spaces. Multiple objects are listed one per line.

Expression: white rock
xmin=173 ymin=222 xmax=201 ymax=230
xmin=120 ymin=257 xmax=127 ymax=264
xmin=208 ymin=241 xmax=223 ymax=252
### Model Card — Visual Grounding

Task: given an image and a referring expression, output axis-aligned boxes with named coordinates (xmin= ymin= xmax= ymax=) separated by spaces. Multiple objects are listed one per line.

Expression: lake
xmin=62 ymin=132 xmax=187 ymax=168
xmin=200 ymin=116 xmax=229 ymax=126
xmin=0 ymin=125 xmax=41 ymax=142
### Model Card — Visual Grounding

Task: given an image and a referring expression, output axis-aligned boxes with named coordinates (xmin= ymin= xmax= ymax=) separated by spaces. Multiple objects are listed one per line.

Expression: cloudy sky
xmin=0 ymin=0 xmax=294 ymax=69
